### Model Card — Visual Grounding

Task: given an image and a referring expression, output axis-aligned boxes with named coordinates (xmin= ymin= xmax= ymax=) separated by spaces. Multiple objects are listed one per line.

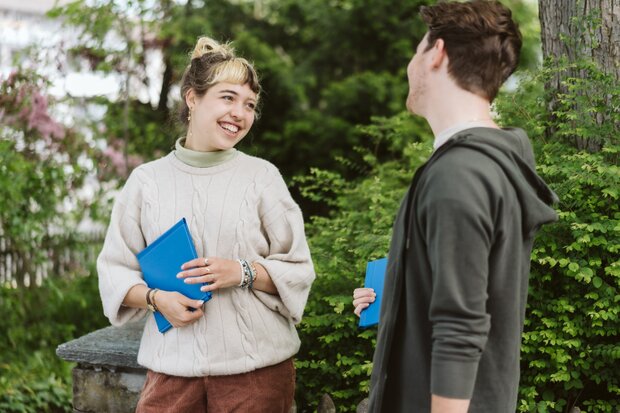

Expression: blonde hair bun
xmin=191 ymin=37 xmax=235 ymax=60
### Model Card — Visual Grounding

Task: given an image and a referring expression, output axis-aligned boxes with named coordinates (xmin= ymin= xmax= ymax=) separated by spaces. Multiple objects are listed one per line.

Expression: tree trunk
xmin=157 ymin=55 xmax=173 ymax=114
xmin=539 ymin=0 xmax=619 ymax=150
xmin=156 ymin=0 xmax=174 ymax=114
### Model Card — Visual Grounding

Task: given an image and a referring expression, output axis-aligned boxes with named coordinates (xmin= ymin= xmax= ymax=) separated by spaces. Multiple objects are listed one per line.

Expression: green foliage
xmin=497 ymin=61 xmax=619 ymax=412
xmin=519 ymin=143 xmax=620 ymax=412
xmin=501 ymin=0 xmax=541 ymax=71
xmin=295 ymin=46 xmax=618 ymax=413
xmin=252 ymin=70 xmax=408 ymax=197
xmin=0 ymin=270 xmax=108 ymax=413
xmin=10 ymin=1 xmax=591 ymax=411
xmin=551 ymin=58 xmax=620 ymax=150
xmin=0 ymin=354 xmax=72 ymax=413
xmin=0 ymin=70 xmax=95 ymax=284
xmin=295 ymin=114 xmax=432 ymax=411
xmin=47 ymin=0 xmax=541 ymax=206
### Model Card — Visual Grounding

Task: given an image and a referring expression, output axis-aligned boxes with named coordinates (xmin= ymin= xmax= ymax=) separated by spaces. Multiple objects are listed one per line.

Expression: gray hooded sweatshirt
xmin=368 ymin=127 xmax=558 ymax=412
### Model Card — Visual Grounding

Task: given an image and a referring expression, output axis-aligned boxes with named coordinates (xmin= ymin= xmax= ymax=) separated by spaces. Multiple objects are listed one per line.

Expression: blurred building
xmin=0 ymin=0 xmax=128 ymax=99
xmin=0 ymin=1 xmax=70 ymax=75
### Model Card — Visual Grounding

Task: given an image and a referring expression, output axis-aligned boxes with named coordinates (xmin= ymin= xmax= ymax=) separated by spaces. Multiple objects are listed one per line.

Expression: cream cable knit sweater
xmin=97 ymin=151 xmax=315 ymax=377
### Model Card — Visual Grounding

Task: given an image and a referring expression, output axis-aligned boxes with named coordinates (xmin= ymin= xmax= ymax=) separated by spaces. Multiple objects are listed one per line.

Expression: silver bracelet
xmin=236 ymin=259 xmax=245 ymax=287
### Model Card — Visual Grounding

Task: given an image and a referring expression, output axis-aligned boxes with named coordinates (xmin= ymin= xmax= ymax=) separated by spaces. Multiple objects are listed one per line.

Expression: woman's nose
xmin=230 ymin=103 xmax=243 ymax=119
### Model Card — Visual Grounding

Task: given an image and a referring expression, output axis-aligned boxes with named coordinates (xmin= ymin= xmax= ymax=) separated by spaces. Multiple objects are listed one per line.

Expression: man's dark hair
xmin=420 ymin=0 xmax=522 ymax=101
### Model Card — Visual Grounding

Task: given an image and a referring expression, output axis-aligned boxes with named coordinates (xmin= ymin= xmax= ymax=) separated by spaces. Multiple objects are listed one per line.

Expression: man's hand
xmin=431 ymin=394 xmax=470 ymax=413
xmin=353 ymin=287 xmax=376 ymax=317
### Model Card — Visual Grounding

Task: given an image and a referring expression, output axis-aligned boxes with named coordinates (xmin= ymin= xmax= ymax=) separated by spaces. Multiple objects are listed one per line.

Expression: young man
xmin=353 ymin=1 xmax=558 ymax=412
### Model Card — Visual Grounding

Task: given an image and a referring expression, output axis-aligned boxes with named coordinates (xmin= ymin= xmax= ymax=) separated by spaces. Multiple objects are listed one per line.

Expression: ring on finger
xmin=204 ymin=257 xmax=209 ymax=267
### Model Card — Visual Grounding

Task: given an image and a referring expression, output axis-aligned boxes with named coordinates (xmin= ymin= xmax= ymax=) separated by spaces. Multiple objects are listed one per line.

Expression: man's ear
xmin=429 ymin=38 xmax=447 ymax=69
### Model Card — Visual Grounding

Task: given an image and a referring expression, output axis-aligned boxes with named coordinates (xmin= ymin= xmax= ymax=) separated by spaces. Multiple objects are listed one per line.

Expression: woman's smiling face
xmin=186 ymin=82 xmax=258 ymax=152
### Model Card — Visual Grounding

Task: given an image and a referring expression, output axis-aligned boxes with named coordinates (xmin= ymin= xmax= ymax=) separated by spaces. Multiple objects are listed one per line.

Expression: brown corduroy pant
xmin=135 ymin=358 xmax=295 ymax=413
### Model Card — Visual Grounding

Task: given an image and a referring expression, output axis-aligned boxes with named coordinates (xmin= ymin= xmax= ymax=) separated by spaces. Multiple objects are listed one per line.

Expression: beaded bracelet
xmin=236 ymin=259 xmax=245 ymax=287
xmin=241 ymin=260 xmax=251 ymax=288
xmin=249 ymin=262 xmax=258 ymax=289
xmin=238 ymin=259 xmax=256 ymax=289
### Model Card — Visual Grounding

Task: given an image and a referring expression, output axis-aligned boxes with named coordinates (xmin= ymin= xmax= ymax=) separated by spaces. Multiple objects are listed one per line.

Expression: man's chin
xmin=406 ymin=100 xmax=422 ymax=116
xmin=405 ymin=98 xmax=413 ymax=113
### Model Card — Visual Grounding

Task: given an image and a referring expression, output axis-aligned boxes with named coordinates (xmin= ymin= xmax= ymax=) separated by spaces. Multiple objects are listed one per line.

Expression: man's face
xmin=406 ymin=33 xmax=430 ymax=115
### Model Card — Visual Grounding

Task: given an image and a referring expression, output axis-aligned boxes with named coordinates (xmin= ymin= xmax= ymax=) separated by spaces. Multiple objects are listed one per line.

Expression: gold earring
xmin=187 ymin=110 xmax=193 ymax=140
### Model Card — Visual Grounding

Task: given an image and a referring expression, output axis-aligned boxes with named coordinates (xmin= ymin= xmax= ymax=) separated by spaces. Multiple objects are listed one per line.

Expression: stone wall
xmin=56 ymin=321 xmax=146 ymax=413
xmin=56 ymin=321 xmax=368 ymax=412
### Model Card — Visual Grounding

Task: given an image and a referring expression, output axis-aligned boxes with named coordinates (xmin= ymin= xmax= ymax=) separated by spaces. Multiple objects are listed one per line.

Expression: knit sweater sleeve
xmin=252 ymin=165 xmax=315 ymax=324
xmin=97 ymin=167 xmax=149 ymax=326
xmin=417 ymin=150 xmax=497 ymax=399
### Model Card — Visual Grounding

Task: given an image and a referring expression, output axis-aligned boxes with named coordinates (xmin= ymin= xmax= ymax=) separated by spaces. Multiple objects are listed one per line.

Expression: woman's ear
xmin=185 ymin=89 xmax=195 ymax=110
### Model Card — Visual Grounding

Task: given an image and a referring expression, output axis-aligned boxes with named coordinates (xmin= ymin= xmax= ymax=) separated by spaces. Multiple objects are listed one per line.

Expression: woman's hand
xmin=154 ymin=290 xmax=204 ymax=328
xmin=353 ymin=287 xmax=376 ymax=317
xmin=177 ymin=257 xmax=241 ymax=293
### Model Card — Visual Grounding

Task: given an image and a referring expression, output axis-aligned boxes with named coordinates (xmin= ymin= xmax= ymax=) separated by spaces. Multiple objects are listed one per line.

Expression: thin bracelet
xmin=146 ymin=288 xmax=156 ymax=312
xmin=151 ymin=289 xmax=160 ymax=312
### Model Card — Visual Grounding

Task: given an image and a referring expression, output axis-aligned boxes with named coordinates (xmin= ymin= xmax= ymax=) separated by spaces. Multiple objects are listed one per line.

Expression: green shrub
xmin=294 ymin=113 xmax=432 ymax=411
xmin=0 ymin=268 xmax=108 ymax=413
xmin=296 ymin=62 xmax=618 ymax=411
xmin=0 ymin=71 xmax=95 ymax=286
xmin=0 ymin=352 xmax=72 ymax=413
xmin=518 ymin=142 xmax=620 ymax=413
xmin=497 ymin=63 xmax=619 ymax=412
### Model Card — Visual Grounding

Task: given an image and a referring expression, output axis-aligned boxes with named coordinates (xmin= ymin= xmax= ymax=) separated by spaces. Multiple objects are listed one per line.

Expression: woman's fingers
xmin=177 ymin=294 xmax=205 ymax=310
xmin=171 ymin=307 xmax=204 ymax=327
xmin=199 ymin=282 xmax=219 ymax=293
xmin=180 ymin=257 xmax=210 ymax=271
xmin=177 ymin=267 xmax=211 ymax=280
xmin=177 ymin=257 xmax=215 ymax=283
xmin=155 ymin=291 xmax=204 ymax=327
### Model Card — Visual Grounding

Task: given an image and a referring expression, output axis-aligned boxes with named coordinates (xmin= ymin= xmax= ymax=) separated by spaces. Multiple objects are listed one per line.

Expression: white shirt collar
xmin=433 ymin=121 xmax=495 ymax=151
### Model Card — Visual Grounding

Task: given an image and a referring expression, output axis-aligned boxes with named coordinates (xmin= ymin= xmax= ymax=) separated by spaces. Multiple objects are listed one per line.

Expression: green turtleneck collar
xmin=174 ymin=137 xmax=237 ymax=168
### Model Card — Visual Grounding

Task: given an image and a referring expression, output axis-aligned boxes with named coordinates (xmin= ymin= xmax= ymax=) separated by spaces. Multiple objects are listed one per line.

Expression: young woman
xmin=97 ymin=36 xmax=315 ymax=412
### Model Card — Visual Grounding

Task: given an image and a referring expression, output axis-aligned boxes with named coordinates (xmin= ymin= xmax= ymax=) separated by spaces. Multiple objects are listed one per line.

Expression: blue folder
xmin=136 ymin=218 xmax=211 ymax=333
xmin=359 ymin=257 xmax=388 ymax=328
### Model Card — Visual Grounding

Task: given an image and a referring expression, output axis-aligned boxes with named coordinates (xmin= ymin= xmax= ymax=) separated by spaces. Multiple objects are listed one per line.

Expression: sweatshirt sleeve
xmin=252 ymin=166 xmax=316 ymax=324
xmin=417 ymin=152 xmax=497 ymax=399
xmin=97 ymin=168 xmax=149 ymax=326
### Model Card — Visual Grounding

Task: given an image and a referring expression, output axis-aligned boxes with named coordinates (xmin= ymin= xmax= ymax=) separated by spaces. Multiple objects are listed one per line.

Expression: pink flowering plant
xmin=0 ymin=71 xmax=65 ymax=145
xmin=0 ymin=69 xmax=95 ymax=285
xmin=97 ymin=137 xmax=143 ymax=181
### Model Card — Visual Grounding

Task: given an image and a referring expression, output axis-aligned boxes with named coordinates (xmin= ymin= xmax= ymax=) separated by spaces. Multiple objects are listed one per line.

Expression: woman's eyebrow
xmin=218 ymin=89 xmax=256 ymax=101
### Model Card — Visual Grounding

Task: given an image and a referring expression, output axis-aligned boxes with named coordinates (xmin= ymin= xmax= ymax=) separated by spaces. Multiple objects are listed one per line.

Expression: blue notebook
xmin=136 ymin=218 xmax=211 ymax=333
xmin=359 ymin=257 xmax=388 ymax=328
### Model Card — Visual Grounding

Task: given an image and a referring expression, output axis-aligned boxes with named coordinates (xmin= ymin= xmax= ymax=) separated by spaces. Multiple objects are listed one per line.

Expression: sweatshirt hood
xmin=438 ymin=127 xmax=558 ymax=237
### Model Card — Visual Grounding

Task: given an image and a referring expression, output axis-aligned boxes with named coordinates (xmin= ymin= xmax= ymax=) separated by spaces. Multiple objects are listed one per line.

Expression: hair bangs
xmin=210 ymin=59 xmax=260 ymax=94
